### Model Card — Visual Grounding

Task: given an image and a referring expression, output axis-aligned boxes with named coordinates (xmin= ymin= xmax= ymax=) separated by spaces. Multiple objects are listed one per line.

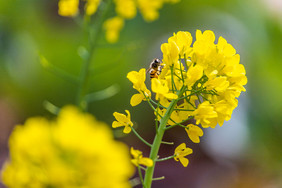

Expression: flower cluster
xmin=58 ymin=0 xmax=181 ymax=43
xmin=2 ymin=106 xmax=134 ymax=188
xmin=138 ymin=30 xmax=246 ymax=131
xmin=112 ymin=30 xmax=247 ymax=168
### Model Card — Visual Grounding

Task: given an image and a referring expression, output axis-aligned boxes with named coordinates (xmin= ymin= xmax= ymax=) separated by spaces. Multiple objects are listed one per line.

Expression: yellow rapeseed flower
xmin=161 ymin=40 xmax=180 ymax=67
xmin=114 ymin=0 xmax=137 ymax=19
xmin=58 ymin=0 xmax=79 ymax=17
xmin=112 ymin=110 xmax=134 ymax=133
xmin=151 ymin=78 xmax=178 ymax=101
xmin=2 ymin=106 xmax=134 ymax=188
xmin=185 ymin=124 xmax=204 ymax=143
xmin=192 ymin=101 xmax=218 ymax=128
xmin=84 ymin=0 xmax=101 ymax=16
xmin=174 ymin=143 xmax=193 ymax=167
xmin=127 ymin=68 xmax=151 ymax=106
xmin=131 ymin=147 xmax=153 ymax=167
xmin=136 ymin=0 xmax=163 ymax=22
xmin=168 ymin=31 xmax=193 ymax=58
xmin=185 ymin=64 xmax=204 ymax=89
xmin=103 ymin=16 xmax=125 ymax=43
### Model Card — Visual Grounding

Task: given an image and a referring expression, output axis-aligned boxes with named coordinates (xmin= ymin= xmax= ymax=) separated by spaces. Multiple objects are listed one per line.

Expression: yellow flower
xmin=127 ymin=68 xmax=151 ymax=106
xmin=151 ymin=78 xmax=178 ymax=101
xmin=185 ymin=64 xmax=203 ymax=89
xmin=168 ymin=31 xmax=193 ymax=57
xmin=217 ymin=36 xmax=236 ymax=57
xmin=192 ymin=101 xmax=218 ymax=128
xmin=114 ymin=0 xmax=137 ymax=19
xmin=2 ymin=106 xmax=134 ymax=188
xmin=58 ymin=0 xmax=79 ymax=17
xmin=136 ymin=0 xmax=163 ymax=22
xmin=156 ymin=108 xmax=188 ymax=125
xmin=84 ymin=0 xmax=101 ymax=16
xmin=174 ymin=143 xmax=193 ymax=167
xmin=130 ymin=91 xmax=151 ymax=106
xmin=185 ymin=124 xmax=204 ymax=143
xmin=127 ymin=68 xmax=147 ymax=91
xmin=211 ymin=100 xmax=235 ymax=127
xmin=103 ymin=16 xmax=124 ymax=43
xmin=131 ymin=147 xmax=153 ymax=167
xmin=112 ymin=110 xmax=134 ymax=134
xmin=203 ymin=76 xmax=230 ymax=92
xmin=161 ymin=40 xmax=180 ymax=67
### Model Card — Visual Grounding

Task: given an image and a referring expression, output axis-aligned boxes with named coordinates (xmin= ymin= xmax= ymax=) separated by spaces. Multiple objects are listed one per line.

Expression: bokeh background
xmin=0 ymin=0 xmax=282 ymax=187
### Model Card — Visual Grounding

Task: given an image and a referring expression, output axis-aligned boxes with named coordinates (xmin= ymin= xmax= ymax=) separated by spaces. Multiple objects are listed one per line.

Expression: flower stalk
xmin=76 ymin=0 xmax=112 ymax=111
xmin=143 ymin=87 xmax=185 ymax=188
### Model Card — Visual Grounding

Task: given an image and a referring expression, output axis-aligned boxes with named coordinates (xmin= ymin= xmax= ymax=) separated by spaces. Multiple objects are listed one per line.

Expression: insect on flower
xmin=146 ymin=58 xmax=163 ymax=79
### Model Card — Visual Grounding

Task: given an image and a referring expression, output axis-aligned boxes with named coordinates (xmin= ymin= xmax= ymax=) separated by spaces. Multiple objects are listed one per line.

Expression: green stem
xmin=150 ymin=99 xmax=167 ymax=109
xmin=152 ymin=176 xmax=165 ymax=181
xmin=161 ymin=141 xmax=174 ymax=145
xmin=76 ymin=0 xmax=112 ymax=111
xmin=165 ymin=116 xmax=194 ymax=130
xmin=138 ymin=166 xmax=145 ymax=186
xmin=143 ymin=87 xmax=185 ymax=188
xmin=156 ymin=155 xmax=175 ymax=162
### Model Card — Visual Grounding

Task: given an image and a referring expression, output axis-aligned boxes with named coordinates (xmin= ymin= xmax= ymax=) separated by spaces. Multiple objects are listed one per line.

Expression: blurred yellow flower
xmin=174 ymin=143 xmax=193 ymax=167
xmin=131 ymin=147 xmax=153 ymax=167
xmin=103 ymin=16 xmax=125 ymax=43
xmin=58 ymin=0 xmax=79 ymax=17
xmin=84 ymin=0 xmax=101 ymax=16
xmin=114 ymin=0 xmax=137 ymax=19
xmin=136 ymin=0 xmax=163 ymax=22
xmin=2 ymin=106 xmax=134 ymax=188
xmin=112 ymin=110 xmax=134 ymax=134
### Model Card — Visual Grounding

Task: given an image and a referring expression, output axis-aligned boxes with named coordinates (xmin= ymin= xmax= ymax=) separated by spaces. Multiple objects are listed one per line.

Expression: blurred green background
xmin=0 ymin=0 xmax=281 ymax=187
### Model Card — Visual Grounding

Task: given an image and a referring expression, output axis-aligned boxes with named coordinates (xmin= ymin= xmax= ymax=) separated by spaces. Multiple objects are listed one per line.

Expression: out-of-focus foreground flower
xmin=2 ymin=106 xmax=134 ymax=188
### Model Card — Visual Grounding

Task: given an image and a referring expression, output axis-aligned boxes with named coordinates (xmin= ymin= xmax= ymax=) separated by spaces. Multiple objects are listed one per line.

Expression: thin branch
xmin=152 ymin=176 xmax=165 ymax=181
xmin=138 ymin=166 xmax=145 ymax=187
xmin=156 ymin=155 xmax=175 ymax=162
xmin=161 ymin=141 xmax=174 ymax=145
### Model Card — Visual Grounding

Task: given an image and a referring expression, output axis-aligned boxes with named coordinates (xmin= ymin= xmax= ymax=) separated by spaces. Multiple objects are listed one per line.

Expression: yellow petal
xmin=130 ymin=93 xmax=144 ymax=106
xmin=130 ymin=147 xmax=141 ymax=158
xmin=179 ymin=157 xmax=189 ymax=167
xmin=127 ymin=71 xmax=139 ymax=84
xmin=113 ymin=112 xmax=127 ymax=123
xmin=186 ymin=124 xmax=203 ymax=143
xmin=182 ymin=147 xmax=193 ymax=156
xmin=139 ymin=158 xmax=153 ymax=167
xmin=123 ymin=126 xmax=132 ymax=134
xmin=186 ymin=65 xmax=203 ymax=88
xmin=164 ymin=93 xmax=178 ymax=100
xmin=112 ymin=121 xmax=123 ymax=128
xmin=195 ymin=30 xmax=203 ymax=40
xmin=151 ymin=78 xmax=162 ymax=93
xmin=125 ymin=110 xmax=131 ymax=120
xmin=203 ymin=30 xmax=215 ymax=43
